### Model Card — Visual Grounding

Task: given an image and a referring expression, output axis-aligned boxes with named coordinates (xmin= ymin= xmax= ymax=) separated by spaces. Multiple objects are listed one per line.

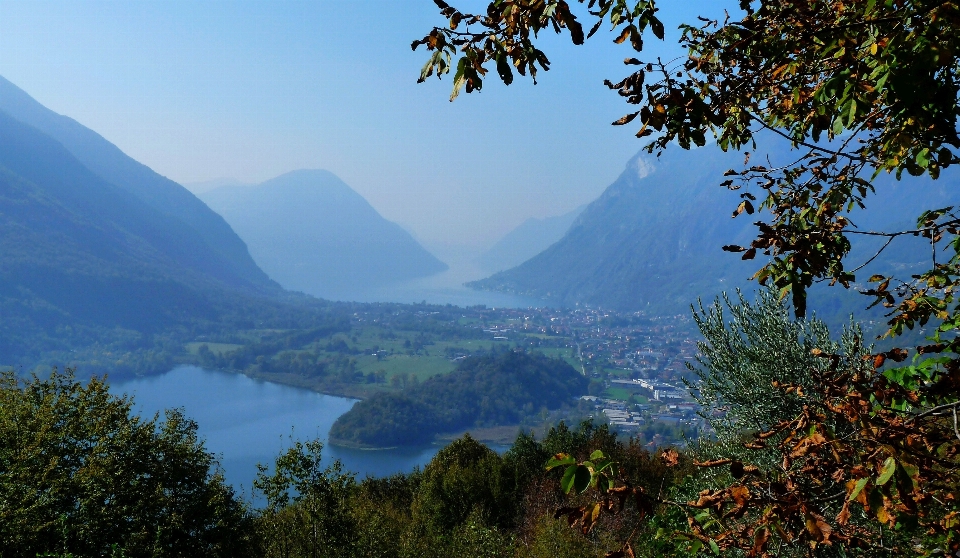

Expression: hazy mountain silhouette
xmin=200 ymin=170 xmax=448 ymax=301
xmin=0 ymin=75 xmax=272 ymax=289
xmin=478 ymin=205 xmax=585 ymax=273
xmin=469 ymin=144 xmax=956 ymax=316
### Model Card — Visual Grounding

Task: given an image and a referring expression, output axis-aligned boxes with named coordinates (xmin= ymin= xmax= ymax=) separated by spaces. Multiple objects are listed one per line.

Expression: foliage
xmin=690 ymin=289 xmax=862 ymax=441
xmin=253 ymin=438 xmax=357 ymax=558
xmin=411 ymin=435 xmax=518 ymax=532
xmin=678 ymin=294 xmax=960 ymax=554
xmin=542 ymin=295 xmax=960 ymax=555
xmin=1 ymin=361 xmax=693 ymax=557
xmin=0 ymin=367 xmax=251 ymax=558
xmin=416 ymin=1 xmax=960 ymax=554
xmin=329 ymin=350 xmax=588 ymax=447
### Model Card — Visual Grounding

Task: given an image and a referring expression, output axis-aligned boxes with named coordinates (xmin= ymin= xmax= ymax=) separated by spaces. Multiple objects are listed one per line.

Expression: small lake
xmin=110 ymin=366 xmax=447 ymax=497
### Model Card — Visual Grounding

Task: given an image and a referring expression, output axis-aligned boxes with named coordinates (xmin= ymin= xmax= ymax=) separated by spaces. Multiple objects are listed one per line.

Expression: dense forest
xmin=329 ymin=351 xmax=588 ymax=447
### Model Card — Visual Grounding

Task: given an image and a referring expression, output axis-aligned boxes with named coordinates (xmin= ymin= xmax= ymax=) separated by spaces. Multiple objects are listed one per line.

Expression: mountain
xmin=199 ymin=170 xmax=448 ymax=301
xmin=182 ymin=178 xmax=252 ymax=195
xmin=478 ymin=205 xmax=585 ymax=273
xmin=469 ymin=145 xmax=957 ymax=317
xmin=0 ymin=108 xmax=293 ymax=365
xmin=0 ymin=76 xmax=272 ymax=290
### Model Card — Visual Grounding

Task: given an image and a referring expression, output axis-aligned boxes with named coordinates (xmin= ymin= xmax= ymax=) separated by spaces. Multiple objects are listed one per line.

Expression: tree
xmin=412 ymin=1 xmax=960 ymax=554
xmin=0 ymin=367 xmax=251 ymax=558
xmin=253 ymin=438 xmax=357 ymax=558
xmin=411 ymin=435 xmax=516 ymax=533
xmin=413 ymin=0 xmax=960 ymax=385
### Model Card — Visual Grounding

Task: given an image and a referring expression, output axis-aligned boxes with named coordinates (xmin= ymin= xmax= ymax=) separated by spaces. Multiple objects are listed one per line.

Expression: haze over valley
xmin=3 ymin=2 xmax=959 ymax=554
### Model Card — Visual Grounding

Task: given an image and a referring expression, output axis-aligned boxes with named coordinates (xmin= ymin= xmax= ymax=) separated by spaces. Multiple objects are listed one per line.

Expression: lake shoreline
xmin=110 ymin=366 xmax=449 ymax=489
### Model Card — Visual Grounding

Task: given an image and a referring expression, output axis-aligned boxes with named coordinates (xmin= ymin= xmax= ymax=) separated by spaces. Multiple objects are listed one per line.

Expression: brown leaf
xmin=613 ymin=26 xmax=631 ymax=44
xmin=730 ymin=461 xmax=759 ymax=478
xmin=726 ymin=485 xmax=751 ymax=518
xmin=689 ymin=489 xmax=726 ymax=511
xmin=612 ymin=111 xmax=640 ymax=126
xmin=837 ymin=500 xmax=852 ymax=525
xmin=805 ymin=512 xmax=832 ymax=544
xmin=749 ymin=527 xmax=770 ymax=557
xmin=661 ymin=448 xmax=679 ymax=467
xmin=694 ymin=458 xmax=733 ymax=467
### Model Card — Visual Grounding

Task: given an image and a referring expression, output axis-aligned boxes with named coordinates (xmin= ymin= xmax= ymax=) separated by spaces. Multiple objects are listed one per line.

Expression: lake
xmin=110 ymin=366 xmax=449 ymax=497
xmin=314 ymin=255 xmax=549 ymax=308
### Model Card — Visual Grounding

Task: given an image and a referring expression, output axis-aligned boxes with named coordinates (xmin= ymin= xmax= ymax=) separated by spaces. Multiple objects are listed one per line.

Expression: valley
xmin=180 ymin=300 xmax=703 ymax=448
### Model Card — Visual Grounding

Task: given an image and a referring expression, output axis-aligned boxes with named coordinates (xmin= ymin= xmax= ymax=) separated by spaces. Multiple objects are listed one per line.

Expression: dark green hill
xmin=329 ymin=351 xmax=587 ymax=448
xmin=0 ymin=108 xmax=319 ymax=368
xmin=469 ymin=145 xmax=959 ymax=318
xmin=200 ymin=170 xmax=447 ymax=301
xmin=0 ymin=75 xmax=272 ymax=290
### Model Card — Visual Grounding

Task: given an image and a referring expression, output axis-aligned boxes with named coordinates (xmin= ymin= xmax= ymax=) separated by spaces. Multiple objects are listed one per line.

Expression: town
xmin=345 ymin=301 xmax=707 ymax=445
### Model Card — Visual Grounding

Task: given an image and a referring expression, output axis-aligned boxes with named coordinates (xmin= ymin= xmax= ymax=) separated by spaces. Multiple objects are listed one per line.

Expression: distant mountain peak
xmin=470 ymin=145 xmax=960 ymax=317
xmin=200 ymin=169 xmax=447 ymax=301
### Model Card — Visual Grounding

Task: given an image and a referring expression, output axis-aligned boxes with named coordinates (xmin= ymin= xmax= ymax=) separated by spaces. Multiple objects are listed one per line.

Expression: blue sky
xmin=0 ymin=0 xmax=728 ymax=249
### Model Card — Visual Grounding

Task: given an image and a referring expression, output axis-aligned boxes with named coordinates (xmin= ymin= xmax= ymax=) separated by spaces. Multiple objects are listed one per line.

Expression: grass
xmin=604 ymin=387 xmax=633 ymax=401
xmin=353 ymin=354 xmax=455 ymax=382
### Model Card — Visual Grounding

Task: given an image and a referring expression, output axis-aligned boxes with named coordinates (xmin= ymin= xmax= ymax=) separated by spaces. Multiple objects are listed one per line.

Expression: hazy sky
xmin=0 ymin=0 xmax=728 ymax=250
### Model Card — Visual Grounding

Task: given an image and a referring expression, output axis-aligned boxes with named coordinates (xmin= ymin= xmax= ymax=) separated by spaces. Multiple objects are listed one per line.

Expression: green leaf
xmin=708 ymin=539 xmax=720 ymax=555
xmin=545 ymin=453 xmax=576 ymax=470
xmin=560 ymin=464 xmax=578 ymax=494
xmin=573 ymin=464 xmax=592 ymax=493
xmin=832 ymin=115 xmax=845 ymax=136
xmin=590 ymin=449 xmax=605 ymax=461
xmin=848 ymin=477 xmax=869 ymax=501
xmin=650 ymin=17 xmax=664 ymax=40
xmin=877 ymin=456 xmax=896 ymax=485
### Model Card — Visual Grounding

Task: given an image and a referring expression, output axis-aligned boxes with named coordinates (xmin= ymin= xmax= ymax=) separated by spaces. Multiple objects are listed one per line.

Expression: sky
xmin=0 ymin=0 xmax=728 ymax=252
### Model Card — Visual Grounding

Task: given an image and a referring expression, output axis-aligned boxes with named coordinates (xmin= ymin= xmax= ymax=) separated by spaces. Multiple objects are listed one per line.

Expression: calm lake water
xmin=110 ymin=366 xmax=447 ymax=497
xmin=318 ymin=256 xmax=549 ymax=308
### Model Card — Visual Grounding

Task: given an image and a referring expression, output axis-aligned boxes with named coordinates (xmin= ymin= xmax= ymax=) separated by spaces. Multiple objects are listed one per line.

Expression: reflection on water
xmin=110 ymin=366 xmax=445 ymax=496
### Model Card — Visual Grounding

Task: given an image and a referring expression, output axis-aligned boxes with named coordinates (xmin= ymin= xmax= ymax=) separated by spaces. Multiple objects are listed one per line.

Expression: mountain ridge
xmin=469 ymin=145 xmax=957 ymax=316
xmin=478 ymin=205 xmax=585 ymax=273
xmin=200 ymin=170 xmax=448 ymax=301
xmin=0 ymin=75 xmax=273 ymax=291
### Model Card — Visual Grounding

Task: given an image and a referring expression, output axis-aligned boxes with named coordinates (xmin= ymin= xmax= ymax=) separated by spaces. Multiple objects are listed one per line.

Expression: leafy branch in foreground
xmin=412 ymin=0 xmax=662 ymax=100
xmin=417 ymin=6 xmax=960 ymax=551
xmin=544 ymin=293 xmax=959 ymax=556
xmin=416 ymin=0 xmax=960 ymax=401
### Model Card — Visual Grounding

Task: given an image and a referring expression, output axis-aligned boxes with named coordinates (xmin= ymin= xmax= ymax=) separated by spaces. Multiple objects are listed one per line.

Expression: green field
xmin=353 ymin=353 xmax=455 ymax=382
xmin=604 ymin=387 xmax=632 ymax=401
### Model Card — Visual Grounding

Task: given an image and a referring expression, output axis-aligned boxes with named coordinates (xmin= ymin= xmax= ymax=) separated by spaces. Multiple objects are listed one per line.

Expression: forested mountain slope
xmin=200 ymin=170 xmax=447 ymax=301
xmin=0 ymin=75 xmax=273 ymax=290
xmin=470 ymin=145 xmax=958 ymax=316
xmin=0 ymin=109 xmax=315 ymax=367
